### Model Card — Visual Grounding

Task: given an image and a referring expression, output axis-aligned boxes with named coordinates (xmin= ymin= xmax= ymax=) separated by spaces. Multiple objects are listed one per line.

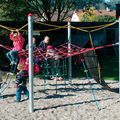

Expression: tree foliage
xmin=80 ymin=7 xmax=116 ymax=22
xmin=0 ymin=0 xmax=75 ymax=22
xmin=0 ymin=0 xmax=30 ymax=21
xmin=0 ymin=0 xmax=104 ymax=22
xmin=74 ymin=0 xmax=104 ymax=9
xmin=95 ymin=15 xmax=116 ymax=22
xmin=80 ymin=7 xmax=96 ymax=22
xmin=25 ymin=0 xmax=75 ymax=22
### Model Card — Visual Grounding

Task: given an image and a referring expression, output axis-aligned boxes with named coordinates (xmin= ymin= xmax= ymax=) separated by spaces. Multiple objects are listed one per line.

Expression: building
xmin=70 ymin=9 xmax=116 ymax=22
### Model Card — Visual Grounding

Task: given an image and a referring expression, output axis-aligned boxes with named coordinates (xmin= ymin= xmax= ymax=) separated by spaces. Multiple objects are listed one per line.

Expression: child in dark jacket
xmin=15 ymin=63 xmax=29 ymax=102
xmin=39 ymin=36 xmax=50 ymax=51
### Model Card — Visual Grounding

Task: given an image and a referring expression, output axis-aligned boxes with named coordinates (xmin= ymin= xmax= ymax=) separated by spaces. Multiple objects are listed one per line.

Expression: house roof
xmin=71 ymin=9 xmax=116 ymax=20
xmin=90 ymin=10 xmax=115 ymax=17
xmin=33 ymin=9 xmax=116 ymax=22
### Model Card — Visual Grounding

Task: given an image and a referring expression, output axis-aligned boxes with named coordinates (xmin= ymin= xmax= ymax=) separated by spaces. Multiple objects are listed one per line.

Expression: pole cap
xmin=28 ymin=13 xmax=33 ymax=16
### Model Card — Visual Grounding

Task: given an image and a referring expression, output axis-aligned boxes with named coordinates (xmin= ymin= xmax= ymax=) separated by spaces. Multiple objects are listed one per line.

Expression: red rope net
xmin=0 ymin=43 xmax=118 ymax=60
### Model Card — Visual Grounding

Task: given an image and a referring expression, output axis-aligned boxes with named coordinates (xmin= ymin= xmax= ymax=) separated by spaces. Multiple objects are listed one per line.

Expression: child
xmin=39 ymin=36 xmax=50 ymax=51
xmin=15 ymin=63 xmax=29 ymax=102
xmin=23 ymin=57 xmax=40 ymax=75
xmin=25 ymin=37 xmax=40 ymax=65
xmin=25 ymin=37 xmax=36 ymax=50
xmin=6 ymin=30 xmax=25 ymax=65
xmin=46 ymin=45 xmax=62 ymax=80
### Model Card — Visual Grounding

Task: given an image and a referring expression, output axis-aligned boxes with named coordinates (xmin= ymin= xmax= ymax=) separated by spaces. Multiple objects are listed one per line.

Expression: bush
xmin=81 ymin=14 xmax=116 ymax=22
xmin=94 ymin=15 xmax=116 ymax=22
xmin=80 ymin=6 xmax=116 ymax=22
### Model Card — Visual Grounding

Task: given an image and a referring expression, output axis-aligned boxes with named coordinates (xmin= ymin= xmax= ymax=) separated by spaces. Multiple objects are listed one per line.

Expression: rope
xmin=81 ymin=59 xmax=100 ymax=110
xmin=78 ymin=21 xmax=117 ymax=29
xmin=0 ymin=44 xmax=12 ymax=50
xmin=89 ymin=32 xmax=94 ymax=48
xmin=0 ymin=25 xmax=13 ymax=31
xmin=71 ymin=26 xmax=89 ymax=33
xmin=0 ymin=24 xmax=28 ymax=31
xmin=90 ymin=21 xmax=116 ymax=32
xmin=18 ymin=23 xmax=28 ymax=31
xmin=89 ymin=32 xmax=101 ymax=83
xmin=0 ymin=42 xmax=118 ymax=58
xmin=35 ymin=25 xmax=68 ymax=33
xmin=70 ymin=21 xmax=116 ymax=33
xmin=11 ymin=24 xmax=68 ymax=32
xmin=0 ymin=21 xmax=116 ymax=33
xmin=36 ymin=21 xmax=67 ymax=28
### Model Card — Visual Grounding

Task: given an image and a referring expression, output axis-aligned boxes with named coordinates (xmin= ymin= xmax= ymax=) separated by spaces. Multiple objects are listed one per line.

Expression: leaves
xmin=95 ymin=15 xmax=116 ymax=22
xmin=0 ymin=0 xmax=112 ymax=22
xmin=25 ymin=0 xmax=75 ymax=22
xmin=0 ymin=0 xmax=30 ymax=21
xmin=80 ymin=7 xmax=116 ymax=22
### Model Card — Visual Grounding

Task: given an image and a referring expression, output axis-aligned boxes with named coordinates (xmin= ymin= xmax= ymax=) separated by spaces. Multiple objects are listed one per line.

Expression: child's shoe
xmin=10 ymin=61 xmax=15 ymax=65
xmin=58 ymin=77 xmax=63 ymax=81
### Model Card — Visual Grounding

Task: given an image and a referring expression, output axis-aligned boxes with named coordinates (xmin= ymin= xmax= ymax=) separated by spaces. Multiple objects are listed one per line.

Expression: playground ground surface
xmin=0 ymin=78 xmax=119 ymax=120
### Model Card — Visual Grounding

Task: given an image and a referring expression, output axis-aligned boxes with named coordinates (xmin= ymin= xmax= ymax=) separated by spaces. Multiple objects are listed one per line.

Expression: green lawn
xmin=72 ymin=55 xmax=119 ymax=81
xmin=99 ymin=56 xmax=118 ymax=81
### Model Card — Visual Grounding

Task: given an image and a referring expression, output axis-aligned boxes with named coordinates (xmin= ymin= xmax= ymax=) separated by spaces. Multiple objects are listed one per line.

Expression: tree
xmin=0 ymin=0 xmax=75 ymax=22
xmin=0 ymin=0 xmax=103 ymax=22
xmin=80 ymin=7 xmax=116 ymax=22
xmin=95 ymin=15 xmax=116 ymax=22
xmin=80 ymin=7 xmax=96 ymax=22
xmin=0 ymin=0 xmax=30 ymax=21
xmin=74 ymin=0 xmax=104 ymax=9
xmin=25 ymin=0 xmax=75 ymax=22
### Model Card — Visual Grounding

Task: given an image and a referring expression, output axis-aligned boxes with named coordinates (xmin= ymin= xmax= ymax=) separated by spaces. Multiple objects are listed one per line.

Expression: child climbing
xmin=46 ymin=45 xmax=63 ymax=80
xmin=6 ymin=30 xmax=25 ymax=66
xmin=23 ymin=57 xmax=40 ymax=75
xmin=15 ymin=63 xmax=29 ymax=102
xmin=25 ymin=37 xmax=36 ymax=50
xmin=39 ymin=36 xmax=50 ymax=51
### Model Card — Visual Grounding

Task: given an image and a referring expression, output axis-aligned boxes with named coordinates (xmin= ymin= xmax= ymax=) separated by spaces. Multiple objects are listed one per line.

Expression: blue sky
xmin=104 ymin=0 xmax=110 ymax=2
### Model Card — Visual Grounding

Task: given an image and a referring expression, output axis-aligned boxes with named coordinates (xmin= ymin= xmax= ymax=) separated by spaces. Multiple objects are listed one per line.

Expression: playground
xmin=0 ymin=14 xmax=119 ymax=120
xmin=0 ymin=77 xmax=119 ymax=120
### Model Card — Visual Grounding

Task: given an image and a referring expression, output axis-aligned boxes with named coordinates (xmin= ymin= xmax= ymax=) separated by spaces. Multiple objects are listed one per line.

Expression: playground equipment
xmin=0 ymin=15 xmax=119 ymax=112
xmin=0 ymin=73 xmax=14 ymax=98
xmin=41 ymin=57 xmax=67 ymax=94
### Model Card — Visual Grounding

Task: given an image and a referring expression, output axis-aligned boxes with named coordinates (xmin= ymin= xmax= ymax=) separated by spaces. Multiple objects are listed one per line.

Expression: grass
xmin=72 ymin=55 xmax=119 ymax=81
xmin=99 ymin=55 xmax=118 ymax=81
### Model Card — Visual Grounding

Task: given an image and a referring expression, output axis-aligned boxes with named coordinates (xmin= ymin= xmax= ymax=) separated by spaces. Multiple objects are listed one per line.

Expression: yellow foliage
xmin=79 ymin=7 xmax=96 ymax=22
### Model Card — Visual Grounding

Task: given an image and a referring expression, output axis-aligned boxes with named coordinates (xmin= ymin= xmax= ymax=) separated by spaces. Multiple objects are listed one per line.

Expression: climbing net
xmin=0 ymin=19 xmax=119 ymax=110
xmin=0 ymin=20 xmax=118 ymax=87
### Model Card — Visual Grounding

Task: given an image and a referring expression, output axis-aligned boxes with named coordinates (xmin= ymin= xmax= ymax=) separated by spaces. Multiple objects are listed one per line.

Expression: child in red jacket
xmin=6 ymin=30 xmax=25 ymax=66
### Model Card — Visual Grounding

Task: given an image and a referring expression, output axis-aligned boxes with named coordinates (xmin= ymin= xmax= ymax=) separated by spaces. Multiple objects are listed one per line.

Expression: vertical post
xmin=118 ymin=16 xmax=120 ymax=99
xmin=68 ymin=21 xmax=72 ymax=83
xmin=28 ymin=13 xmax=34 ymax=113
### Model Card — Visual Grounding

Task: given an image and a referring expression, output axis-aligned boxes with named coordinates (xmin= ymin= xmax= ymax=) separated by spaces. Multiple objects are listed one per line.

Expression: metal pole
xmin=119 ymin=16 xmax=120 ymax=99
xmin=28 ymin=13 xmax=34 ymax=113
xmin=68 ymin=21 xmax=72 ymax=83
